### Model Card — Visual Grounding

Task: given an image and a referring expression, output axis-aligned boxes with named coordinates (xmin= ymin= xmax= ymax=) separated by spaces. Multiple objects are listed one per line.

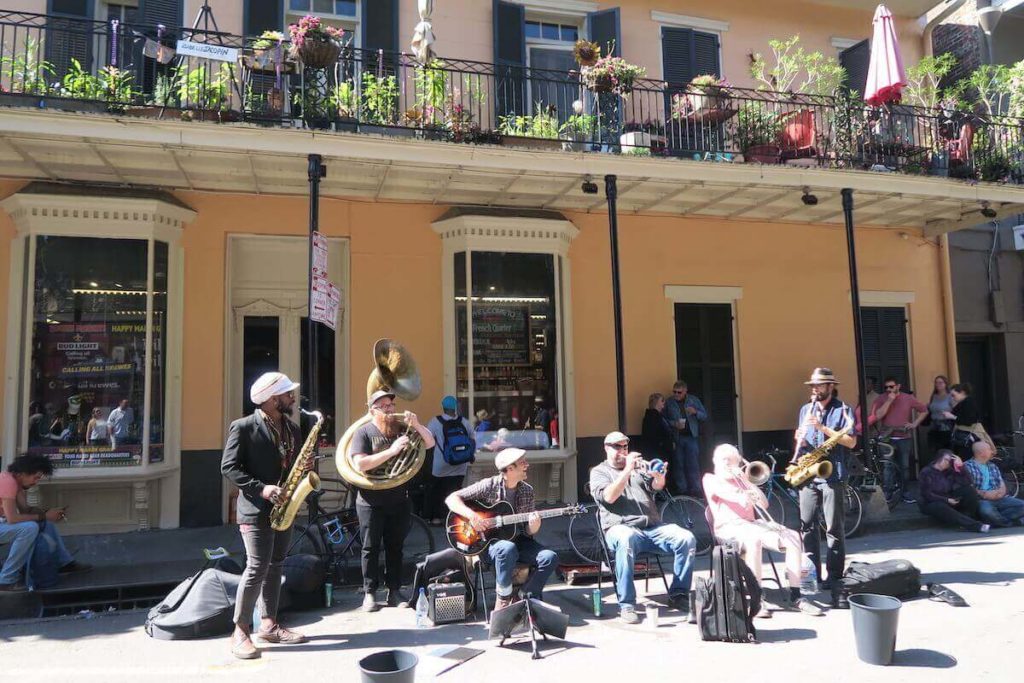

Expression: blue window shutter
xmin=244 ymin=0 xmax=283 ymax=35
xmin=662 ymin=27 xmax=720 ymax=85
xmin=841 ymin=39 xmax=870 ymax=97
xmin=494 ymin=0 xmax=526 ymax=119
xmin=140 ymin=0 xmax=182 ymax=29
xmin=587 ymin=7 xmax=620 ymax=57
xmin=362 ymin=0 xmax=399 ymax=52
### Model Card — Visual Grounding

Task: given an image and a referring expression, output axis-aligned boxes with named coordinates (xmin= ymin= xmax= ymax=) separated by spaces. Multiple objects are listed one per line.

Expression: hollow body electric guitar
xmin=446 ymin=500 xmax=585 ymax=556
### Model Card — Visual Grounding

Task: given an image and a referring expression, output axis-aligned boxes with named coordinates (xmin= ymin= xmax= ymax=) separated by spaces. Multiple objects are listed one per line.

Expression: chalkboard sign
xmin=457 ymin=304 xmax=531 ymax=366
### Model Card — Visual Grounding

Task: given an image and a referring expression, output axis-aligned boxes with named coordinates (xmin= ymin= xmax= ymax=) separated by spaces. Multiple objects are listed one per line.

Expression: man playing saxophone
xmin=350 ymin=388 xmax=435 ymax=612
xmin=221 ymin=372 xmax=308 ymax=660
xmin=702 ymin=444 xmax=823 ymax=617
xmin=793 ymin=367 xmax=856 ymax=609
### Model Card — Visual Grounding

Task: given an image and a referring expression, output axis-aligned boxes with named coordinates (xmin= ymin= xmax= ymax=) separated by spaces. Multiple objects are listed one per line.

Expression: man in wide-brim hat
xmin=793 ymin=367 xmax=857 ymax=609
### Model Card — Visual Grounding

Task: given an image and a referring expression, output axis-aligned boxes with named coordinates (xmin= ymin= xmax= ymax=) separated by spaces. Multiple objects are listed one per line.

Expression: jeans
xmin=919 ymin=485 xmax=982 ymax=531
xmin=890 ymin=438 xmax=913 ymax=484
xmin=798 ymin=480 xmax=845 ymax=583
xmin=977 ymin=496 xmax=1024 ymax=527
xmin=671 ymin=436 xmax=701 ymax=496
xmin=0 ymin=521 xmax=73 ymax=585
xmin=605 ymin=523 xmax=696 ymax=607
xmin=233 ymin=522 xmax=293 ymax=624
xmin=487 ymin=536 xmax=558 ymax=599
xmin=356 ymin=499 xmax=412 ymax=592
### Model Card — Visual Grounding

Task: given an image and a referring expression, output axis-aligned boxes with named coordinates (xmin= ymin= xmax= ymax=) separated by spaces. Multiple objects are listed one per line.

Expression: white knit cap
xmin=250 ymin=372 xmax=299 ymax=405
xmin=495 ymin=447 xmax=527 ymax=471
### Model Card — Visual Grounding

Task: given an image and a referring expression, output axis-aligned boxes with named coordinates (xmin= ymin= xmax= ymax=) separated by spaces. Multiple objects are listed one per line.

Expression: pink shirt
xmin=871 ymin=393 xmax=928 ymax=438
xmin=702 ymin=472 xmax=755 ymax=531
xmin=0 ymin=472 xmax=19 ymax=523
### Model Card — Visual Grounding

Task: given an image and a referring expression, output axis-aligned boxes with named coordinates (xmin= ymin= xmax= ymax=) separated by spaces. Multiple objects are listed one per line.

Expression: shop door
xmin=956 ymin=336 xmax=994 ymax=430
xmin=673 ymin=303 xmax=738 ymax=466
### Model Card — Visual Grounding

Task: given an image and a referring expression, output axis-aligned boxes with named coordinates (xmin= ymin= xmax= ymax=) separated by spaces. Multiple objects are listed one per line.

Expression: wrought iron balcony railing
xmin=1 ymin=10 xmax=1022 ymax=184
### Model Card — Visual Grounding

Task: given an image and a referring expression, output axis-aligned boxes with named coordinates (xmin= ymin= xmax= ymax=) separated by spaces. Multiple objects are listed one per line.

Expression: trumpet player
xmin=794 ymin=368 xmax=856 ymax=609
xmin=221 ymin=372 xmax=308 ymax=659
xmin=350 ymin=388 xmax=435 ymax=612
xmin=702 ymin=445 xmax=823 ymax=617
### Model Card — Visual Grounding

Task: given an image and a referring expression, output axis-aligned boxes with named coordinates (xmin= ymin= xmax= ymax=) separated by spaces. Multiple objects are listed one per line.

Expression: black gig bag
xmin=840 ymin=559 xmax=921 ymax=600
xmin=696 ymin=541 xmax=760 ymax=643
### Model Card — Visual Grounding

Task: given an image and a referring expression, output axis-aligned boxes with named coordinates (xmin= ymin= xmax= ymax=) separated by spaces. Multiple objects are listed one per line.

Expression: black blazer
xmin=221 ymin=411 xmax=301 ymax=525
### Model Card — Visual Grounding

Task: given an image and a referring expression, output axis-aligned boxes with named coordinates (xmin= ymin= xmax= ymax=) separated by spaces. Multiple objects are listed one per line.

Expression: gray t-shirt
xmin=589 ymin=461 xmax=661 ymax=531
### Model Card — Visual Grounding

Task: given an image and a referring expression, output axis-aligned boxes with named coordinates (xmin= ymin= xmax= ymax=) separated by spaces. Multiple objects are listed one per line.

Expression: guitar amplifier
xmin=427 ymin=582 xmax=467 ymax=625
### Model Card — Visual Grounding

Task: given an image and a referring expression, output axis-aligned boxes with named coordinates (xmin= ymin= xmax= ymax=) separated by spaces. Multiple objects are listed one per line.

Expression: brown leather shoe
xmin=494 ymin=595 xmax=516 ymax=611
xmin=231 ymin=634 xmax=260 ymax=660
xmin=256 ymin=625 xmax=308 ymax=644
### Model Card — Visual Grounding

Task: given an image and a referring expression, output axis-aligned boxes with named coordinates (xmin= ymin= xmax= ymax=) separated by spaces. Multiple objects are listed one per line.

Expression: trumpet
xmin=727 ymin=458 xmax=780 ymax=528
xmin=635 ymin=458 xmax=667 ymax=475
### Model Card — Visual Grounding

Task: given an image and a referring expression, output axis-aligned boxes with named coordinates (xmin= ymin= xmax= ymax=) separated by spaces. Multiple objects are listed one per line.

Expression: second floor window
xmin=289 ymin=0 xmax=357 ymax=17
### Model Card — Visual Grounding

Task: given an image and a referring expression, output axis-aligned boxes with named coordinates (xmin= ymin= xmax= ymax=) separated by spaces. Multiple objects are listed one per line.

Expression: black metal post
xmin=307 ymin=154 xmax=326 ymax=416
xmin=842 ymin=188 xmax=871 ymax=462
xmin=606 ymin=174 xmax=626 ymax=433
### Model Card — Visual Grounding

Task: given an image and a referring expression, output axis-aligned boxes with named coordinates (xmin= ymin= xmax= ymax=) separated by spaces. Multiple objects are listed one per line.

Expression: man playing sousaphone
xmin=349 ymin=387 xmax=435 ymax=612
xmin=702 ymin=444 xmax=823 ymax=617
xmin=793 ymin=367 xmax=856 ymax=609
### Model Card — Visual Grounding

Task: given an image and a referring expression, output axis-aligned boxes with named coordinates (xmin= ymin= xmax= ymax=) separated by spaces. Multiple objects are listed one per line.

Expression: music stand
xmin=488 ymin=597 xmax=569 ymax=660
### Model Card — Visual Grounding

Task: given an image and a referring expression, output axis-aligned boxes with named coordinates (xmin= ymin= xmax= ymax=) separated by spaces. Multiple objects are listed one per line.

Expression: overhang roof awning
xmin=0 ymin=109 xmax=1022 ymax=235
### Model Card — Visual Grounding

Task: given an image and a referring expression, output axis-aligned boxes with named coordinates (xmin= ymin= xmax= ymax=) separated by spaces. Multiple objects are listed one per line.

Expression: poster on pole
xmin=311 ymin=275 xmax=340 ymax=331
xmin=312 ymin=231 xmax=329 ymax=279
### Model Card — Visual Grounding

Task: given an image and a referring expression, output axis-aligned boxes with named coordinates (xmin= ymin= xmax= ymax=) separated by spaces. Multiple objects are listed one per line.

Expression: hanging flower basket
xmin=293 ymin=38 xmax=341 ymax=69
xmin=580 ymin=57 xmax=645 ymax=97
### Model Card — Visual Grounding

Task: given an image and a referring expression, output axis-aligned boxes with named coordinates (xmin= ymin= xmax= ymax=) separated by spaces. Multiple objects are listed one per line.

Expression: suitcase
xmin=840 ymin=559 xmax=921 ymax=599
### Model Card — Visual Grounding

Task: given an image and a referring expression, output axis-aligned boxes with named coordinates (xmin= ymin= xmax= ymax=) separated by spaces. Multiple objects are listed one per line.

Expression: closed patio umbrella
xmin=410 ymin=0 xmax=436 ymax=64
xmin=864 ymin=4 xmax=906 ymax=105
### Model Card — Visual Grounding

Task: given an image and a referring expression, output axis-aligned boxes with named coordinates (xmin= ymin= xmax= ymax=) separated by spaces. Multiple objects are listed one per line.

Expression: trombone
xmin=728 ymin=457 xmax=782 ymax=529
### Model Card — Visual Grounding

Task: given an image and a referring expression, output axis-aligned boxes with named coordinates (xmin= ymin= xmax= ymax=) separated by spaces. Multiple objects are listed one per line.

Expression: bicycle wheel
xmin=842 ymin=484 xmax=863 ymax=538
xmin=1005 ymin=470 xmax=1020 ymax=499
xmin=567 ymin=505 xmax=605 ymax=565
xmin=660 ymin=495 xmax=713 ymax=556
xmin=877 ymin=459 xmax=904 ymax=510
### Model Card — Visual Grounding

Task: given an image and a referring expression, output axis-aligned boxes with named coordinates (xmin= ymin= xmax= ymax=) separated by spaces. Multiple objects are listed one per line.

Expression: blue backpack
xmin=438 ymin=416 xmax=475 ymax=466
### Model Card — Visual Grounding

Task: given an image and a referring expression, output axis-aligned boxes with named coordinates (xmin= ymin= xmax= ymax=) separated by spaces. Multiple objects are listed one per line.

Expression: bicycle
xmin=285 ymin=476 xmax=436 ymax=585
xmin=992 ymin=416 xmax=1024 ymax=498
xmin=566 ymin=489 xmax=713 ymax=566
xmin=846 ymin=438 xmax=905 ymax=511
xmin=755 ymin=449 xmax=864 ymax=539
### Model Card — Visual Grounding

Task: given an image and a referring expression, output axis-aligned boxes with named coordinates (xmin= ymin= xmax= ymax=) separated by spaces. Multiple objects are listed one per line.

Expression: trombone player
xmin=702 ymin=445 xmax=823 ymax=617
xmin=349 ymin=387 xmax=435 ymax=612
xmin=794 ymin=367 xmax=856 ymax=609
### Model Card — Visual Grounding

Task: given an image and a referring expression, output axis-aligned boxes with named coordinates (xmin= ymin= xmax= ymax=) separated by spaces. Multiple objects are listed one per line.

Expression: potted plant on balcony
xmin=0 ymin=36 xmax=54 ymax=105
xmin=498 ymin=104 xmax=562 ymax=150
xmin=560 ymin=101 xmax=597 ymax=152
xmin=735 ymin=101 xmax=782 ymax=163
xmin=580 ymin=51 xmax=646 ymax=97
xmin=288 ymin=15 xmax=345 ymax=70
xmin=178 ymin=63 xmax=239 ymax=122
xmin=688 ymin=75 xmax=733 ymax=113
xmin=329 ymin=80 xmax=358 ymax=131
xmin=904 ymin=53 xmax=958 ymax=175
xmin=57 ymin=58 xmax=114 ymax=113
xmin=360 ymin=71 xmax=400 ymax=135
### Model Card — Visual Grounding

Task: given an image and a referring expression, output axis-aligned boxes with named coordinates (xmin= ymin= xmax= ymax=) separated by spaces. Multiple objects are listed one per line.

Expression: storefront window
xmin=455 ymin=251 xmax=561 ymax=452
xmin=25 ymin=236 xmax=168 ymax=469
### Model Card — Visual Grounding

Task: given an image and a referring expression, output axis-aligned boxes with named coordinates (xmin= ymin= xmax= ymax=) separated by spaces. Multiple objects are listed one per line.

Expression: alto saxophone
xmin=269 ymin=410 xmax=324 ymax=531
xmin=785 ymin=422 xmax=852 ymax=487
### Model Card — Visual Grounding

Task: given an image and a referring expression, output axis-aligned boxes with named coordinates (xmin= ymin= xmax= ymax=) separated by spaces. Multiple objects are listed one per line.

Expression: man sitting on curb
xmin=964 ymin=441 xmax=1024 ymax=527
xmin=1 ymin=455 xmax=89 ymax=591
xmin=918 ymin=449 xmax=989 ymax=533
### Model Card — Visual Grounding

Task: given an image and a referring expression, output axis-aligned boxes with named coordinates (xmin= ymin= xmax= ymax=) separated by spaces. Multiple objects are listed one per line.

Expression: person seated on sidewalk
xmin=702 ymin=444 xmax=823 ymax=617
xmin=917 ymin=449 xmax=989 ymax=533
xmin=1 ymin=455 xmax=89 ymax=592
xmin=445 ymin=448 xmax=557 ymax=611
xmin=964 ymin=441 xmax=1024 ymax=528
xmin=589 ymin=431 xmax=696 ymax=624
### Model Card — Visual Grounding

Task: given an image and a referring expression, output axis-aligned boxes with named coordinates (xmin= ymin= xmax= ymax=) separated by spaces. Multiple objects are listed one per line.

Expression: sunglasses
xmin=885 ymin=385 xmax=897 ymax=390
xmin=672 ymin=390 xmax=685 ymax=395
xmin=609 ymin=442 xmax=629 ymax=451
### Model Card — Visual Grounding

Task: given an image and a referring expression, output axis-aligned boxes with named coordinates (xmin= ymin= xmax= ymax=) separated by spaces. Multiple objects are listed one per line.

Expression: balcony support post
xmin=842 ymin=188 xmax=871 ymax=463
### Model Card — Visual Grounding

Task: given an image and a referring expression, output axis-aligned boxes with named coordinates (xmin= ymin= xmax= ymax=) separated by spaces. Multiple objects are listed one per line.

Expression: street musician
xmin=702 ymin=444 xmax=823 ymax=617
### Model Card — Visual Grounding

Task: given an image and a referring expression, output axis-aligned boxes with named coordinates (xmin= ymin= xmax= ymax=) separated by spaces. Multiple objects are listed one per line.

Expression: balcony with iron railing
xmin=1 ymin=10 xmax=1023 ymax=186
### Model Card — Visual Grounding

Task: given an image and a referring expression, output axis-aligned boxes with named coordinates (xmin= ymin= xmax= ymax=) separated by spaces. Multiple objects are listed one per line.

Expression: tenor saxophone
xmin=785 ymin=422 xmax=853 ymax=487
xmin=269 ymin=410 xmax=324 ymax=531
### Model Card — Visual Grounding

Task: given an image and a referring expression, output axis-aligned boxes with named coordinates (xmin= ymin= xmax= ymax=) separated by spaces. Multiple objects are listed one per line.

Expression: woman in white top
xmin=86 ymin=407 xmax=110 ymax=446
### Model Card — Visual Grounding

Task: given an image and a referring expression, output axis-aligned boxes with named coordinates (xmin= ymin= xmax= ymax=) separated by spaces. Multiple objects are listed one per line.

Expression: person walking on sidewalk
xmin=221 ymin=372 xmax=309 ymax=659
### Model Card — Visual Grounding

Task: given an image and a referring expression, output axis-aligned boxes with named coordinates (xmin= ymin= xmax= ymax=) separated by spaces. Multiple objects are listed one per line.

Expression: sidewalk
xmin=1 ymin=525 xmax=1020 ymax=683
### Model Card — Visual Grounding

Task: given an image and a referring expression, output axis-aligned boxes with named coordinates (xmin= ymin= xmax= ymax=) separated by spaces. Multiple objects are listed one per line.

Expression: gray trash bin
xmin=359 ymin=649 xmax=419 ymax=683
xmin=849 ymin=593 xmax=902 ymax=666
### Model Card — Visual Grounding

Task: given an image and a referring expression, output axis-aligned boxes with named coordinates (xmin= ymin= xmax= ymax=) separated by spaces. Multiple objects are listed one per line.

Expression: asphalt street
xmin=1 ymin=525 xmax=1021 ymax=683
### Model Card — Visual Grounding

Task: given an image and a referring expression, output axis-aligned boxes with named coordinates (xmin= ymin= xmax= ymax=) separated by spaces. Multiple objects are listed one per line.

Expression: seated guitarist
xmin=446 ymin=448 xmax=558 ymax=610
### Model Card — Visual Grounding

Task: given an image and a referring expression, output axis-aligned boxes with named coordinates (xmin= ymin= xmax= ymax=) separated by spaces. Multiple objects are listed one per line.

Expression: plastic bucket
xmin=849 ymin=594 xmax=902 ymax=666
xmin=359 ymin=650 xmax=419 ymax=683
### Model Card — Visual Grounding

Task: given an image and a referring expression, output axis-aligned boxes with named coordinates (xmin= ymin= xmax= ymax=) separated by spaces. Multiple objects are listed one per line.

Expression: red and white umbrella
xmin=864 ymin=4 xmax=907 ymax=105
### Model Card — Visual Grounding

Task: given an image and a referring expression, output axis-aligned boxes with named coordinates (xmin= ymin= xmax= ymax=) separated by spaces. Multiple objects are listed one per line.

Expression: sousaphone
xmin=336 ymin=339 xmax=428 ymax=490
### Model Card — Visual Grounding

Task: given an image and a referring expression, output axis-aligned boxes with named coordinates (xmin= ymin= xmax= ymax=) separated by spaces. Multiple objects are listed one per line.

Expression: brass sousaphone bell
xmin=336 ymin=339 xmax=428 ymax=490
